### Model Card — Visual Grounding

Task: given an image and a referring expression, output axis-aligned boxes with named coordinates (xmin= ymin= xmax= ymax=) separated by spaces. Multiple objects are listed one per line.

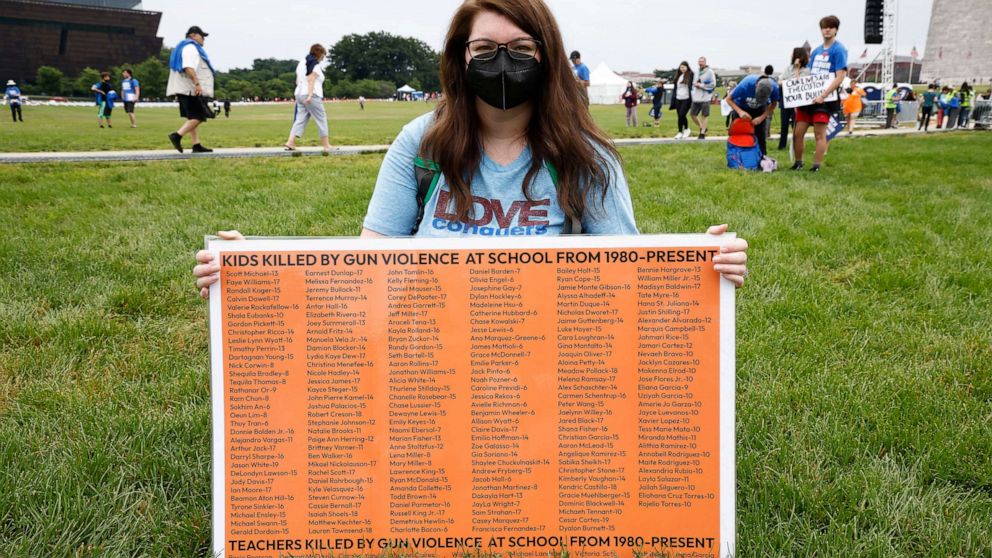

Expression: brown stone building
xmin=0 ymin=0 xmax=162 ymax=83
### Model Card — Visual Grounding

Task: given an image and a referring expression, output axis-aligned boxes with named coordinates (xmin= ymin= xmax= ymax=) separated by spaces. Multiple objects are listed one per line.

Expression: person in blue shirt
xmin=193 ymin=0 xmax=751 ymax=298
xmin=726 ymin=74 xmax=779 ymax=156
xmin=792 ymin=15 xmax=847 ymax=172
xmin=120 ymin=68 xmax=141 ymax=128
xmin=5 ymin=80 xmax=23 ymax=122
xmin=570 ymin=50 xmax=591 ymax=107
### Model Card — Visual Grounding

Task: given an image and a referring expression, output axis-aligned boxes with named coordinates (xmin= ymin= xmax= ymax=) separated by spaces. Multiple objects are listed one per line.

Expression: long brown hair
xmin=420 ymin=0 xmax=619 ymax=224
xmin=791 ymin=47 xmax=809 ymax=68
xmin=676 ymin=61 xmax=694 ymax=89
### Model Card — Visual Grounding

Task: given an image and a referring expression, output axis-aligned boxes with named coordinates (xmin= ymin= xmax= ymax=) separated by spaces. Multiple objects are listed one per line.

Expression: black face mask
xmin=465 ymin=49 xmax=543 ymax=111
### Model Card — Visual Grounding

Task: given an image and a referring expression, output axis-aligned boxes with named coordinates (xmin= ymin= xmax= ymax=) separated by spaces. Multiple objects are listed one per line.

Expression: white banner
xmin=781 ymin=73 xmax=839 ymax=109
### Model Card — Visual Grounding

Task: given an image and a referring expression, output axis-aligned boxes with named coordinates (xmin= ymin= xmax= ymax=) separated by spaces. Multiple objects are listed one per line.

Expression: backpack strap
xmin=545 ymin=161 xmax=582 ymax=234
xmin=410 ymin=157 xmax=580 ymax=235
xmin=412 ymin=156 xmax=442 ymax=235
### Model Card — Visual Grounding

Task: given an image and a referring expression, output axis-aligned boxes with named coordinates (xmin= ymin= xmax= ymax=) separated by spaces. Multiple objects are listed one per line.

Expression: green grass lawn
xmin=1 ymin=133 xmax=990 ymax=557
xmin=0 ymin=100 xmax=854 ymax=152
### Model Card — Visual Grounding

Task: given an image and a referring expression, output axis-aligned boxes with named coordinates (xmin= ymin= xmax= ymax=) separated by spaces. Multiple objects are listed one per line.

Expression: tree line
xmin=23 ymin=31 xmax=440 ymax=101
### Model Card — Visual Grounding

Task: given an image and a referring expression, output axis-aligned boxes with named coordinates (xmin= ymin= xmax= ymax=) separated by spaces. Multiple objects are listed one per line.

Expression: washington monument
xmin=921 ymin=0 xmax=992 ymax=84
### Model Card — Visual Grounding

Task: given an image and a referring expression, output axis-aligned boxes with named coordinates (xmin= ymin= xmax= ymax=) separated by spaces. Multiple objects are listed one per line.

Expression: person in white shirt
xmin=670 ymin=61 xmax=693 ymax=139
xmin=284 ymin=43 xmax=332 ymax=152
xmin=166 ymin=26 xmax=216 ymax=153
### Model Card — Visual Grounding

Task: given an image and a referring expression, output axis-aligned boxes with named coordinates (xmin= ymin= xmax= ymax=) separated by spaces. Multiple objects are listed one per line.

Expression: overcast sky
xmin=142 ymin=0 xmax=934 ymax=73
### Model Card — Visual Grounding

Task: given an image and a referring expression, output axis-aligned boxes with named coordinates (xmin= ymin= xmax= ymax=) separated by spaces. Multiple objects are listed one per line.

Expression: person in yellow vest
xmin=957 ymin=82 xmax=974 ymax=128
xmin=884 ymin=83 xmax=901 ymax=129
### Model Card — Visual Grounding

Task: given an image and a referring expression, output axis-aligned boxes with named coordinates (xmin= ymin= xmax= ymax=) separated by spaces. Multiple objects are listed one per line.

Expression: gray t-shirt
xmin=691 ymin=67 xmax=716 ymax=103
xmin=363 ymin=113 xmax=639 ymax=238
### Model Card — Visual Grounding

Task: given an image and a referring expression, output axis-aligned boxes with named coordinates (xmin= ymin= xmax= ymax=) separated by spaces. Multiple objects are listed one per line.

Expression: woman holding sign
xmin=193 ymin=0 xmax=748 ymax=295
xmin=777 ymin=48 xmax=809 ymax=150
xmin=792 ymin=15 xmax=847 ymax=172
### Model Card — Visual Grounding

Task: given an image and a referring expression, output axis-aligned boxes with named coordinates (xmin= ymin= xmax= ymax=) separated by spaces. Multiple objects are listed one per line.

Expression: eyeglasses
xmin=465 ymin=38 xmax=542 ymax=61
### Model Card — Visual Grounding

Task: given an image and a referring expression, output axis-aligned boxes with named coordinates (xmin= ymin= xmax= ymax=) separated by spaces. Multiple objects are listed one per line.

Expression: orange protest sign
xmin=208 ymin=235 xmax=736 ymax=558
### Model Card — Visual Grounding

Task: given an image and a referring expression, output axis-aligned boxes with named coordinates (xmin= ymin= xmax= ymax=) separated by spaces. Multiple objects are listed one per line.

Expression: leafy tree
xmin=74 ymin=68 xmax=102 ymax=97
xmin=329 ymin=79 xmax=396 ymax=99
xmin=654 ymin=68 xmax=678 ymax=82
xmin=35 ymin=66 xmax=65 ymax=95
xmin=327 ymin=31 xmax=439 ymax=91
xmin=261 ymin=78 xmax=292 ymax=100
xmin=134 ymin=56 xmax=169 ymax=99
xmin=224 ymin=79 xmax=257 ymax=100
xmin=222 ymin=59 xmax=296 ymax=100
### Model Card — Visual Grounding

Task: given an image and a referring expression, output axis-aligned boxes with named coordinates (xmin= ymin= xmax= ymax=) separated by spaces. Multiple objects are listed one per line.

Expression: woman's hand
xmin=707 ymin=224 xmax=748 ymax=288
xmin=194 ymin=230 xmax=245 ymax=299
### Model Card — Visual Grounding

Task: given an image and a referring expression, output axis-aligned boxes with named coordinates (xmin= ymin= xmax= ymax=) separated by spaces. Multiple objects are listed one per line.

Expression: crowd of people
xmin=567 ymin=15 xmax=987 ymax=173
xmin=4 ymin=9 xmax=989 ymax=165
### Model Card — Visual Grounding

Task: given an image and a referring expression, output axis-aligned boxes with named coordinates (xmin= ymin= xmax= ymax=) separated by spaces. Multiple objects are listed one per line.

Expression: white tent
xmin=587 ymin=62 xmax=629 ymax=105
xmin=396 ymin=84 xmax=416 ymax=93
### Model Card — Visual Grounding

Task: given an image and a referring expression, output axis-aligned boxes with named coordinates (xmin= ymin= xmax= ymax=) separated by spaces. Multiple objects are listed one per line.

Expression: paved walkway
xmin=0 ymin=126 xmax=965 ymax=164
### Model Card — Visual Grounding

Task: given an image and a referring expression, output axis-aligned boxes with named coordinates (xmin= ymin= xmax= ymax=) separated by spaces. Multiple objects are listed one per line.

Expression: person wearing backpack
xmin=725 ymin=73 xmax=779 ymax=156
xmin=193 ymin=0 xmax=750 ymax=296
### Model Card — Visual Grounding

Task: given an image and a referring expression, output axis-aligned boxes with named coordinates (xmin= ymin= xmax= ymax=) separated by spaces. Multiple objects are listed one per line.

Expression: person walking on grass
xmin=621 ymin=81 xmax=639 ymax=127
xmin=843 ymin=78 xmax=865 ymax=134
xmin=778 ymin=47 xmax=809 ymax=149
xmin=884 ymin=83 xmax=901 ymax=129
xmin=4 ymin=80 xmax=23 ymax=122
xmin=91 ymin=72 xmax=115 ymax=128
xmin=650 ymin=79 xmax=665 ymax=128
xmin=358 ymin=95 xmax=366 ymax=110
xmin=670 ymin=61 xmax=693 ymax=138
xmin=167 ymin=26 xmax=216 ymax=153
xmin=120 ymin=69 xmax=140 ymax=128
xmin=792 ymin=14 xmax=847 ymax=172
xmin=284 ymin=43 xmax=332 ymax=152
xmin=223 ymin=99 xmax=231 ymax=118
xmin=919 ymin=83 xmax=937 ymax=131
xmin=194 ymin=0 xmax=749 ymax=296
xmin=691 ymin=56 xmax=716 ymax=139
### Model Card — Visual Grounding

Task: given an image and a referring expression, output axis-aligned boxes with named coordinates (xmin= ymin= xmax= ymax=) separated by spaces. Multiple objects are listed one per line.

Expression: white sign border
xmin=207 ymin=234 xmax=737 ymax=558
xmin=781 ymin=72 xmax=839 ymax=109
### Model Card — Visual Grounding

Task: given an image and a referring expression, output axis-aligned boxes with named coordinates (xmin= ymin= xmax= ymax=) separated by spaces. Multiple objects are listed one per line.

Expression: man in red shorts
xmin=792 ymin=15 xmax=847 ymax=172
